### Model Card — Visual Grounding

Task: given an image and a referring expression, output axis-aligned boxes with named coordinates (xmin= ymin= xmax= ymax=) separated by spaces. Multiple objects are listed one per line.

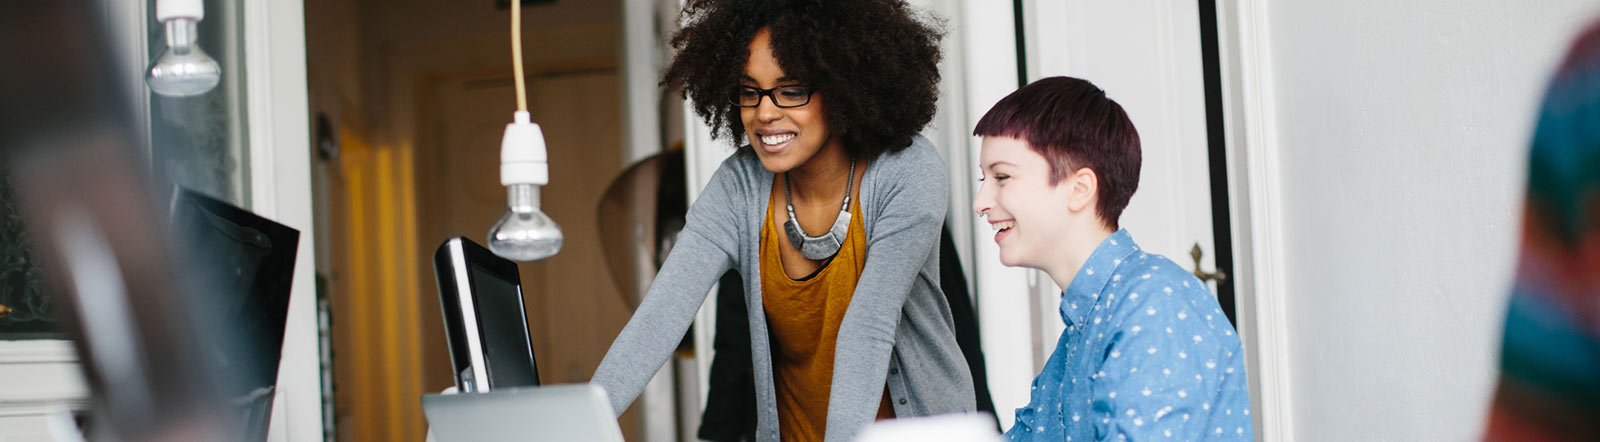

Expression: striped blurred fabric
xmin=1483 ymin=19 xmax=1600 ymax=442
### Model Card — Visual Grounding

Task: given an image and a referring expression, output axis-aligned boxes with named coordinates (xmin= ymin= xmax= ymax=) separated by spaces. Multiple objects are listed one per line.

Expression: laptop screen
xmin=470 ymin=263 xmax=539 ymax=388
xmin=170 ymin=187 xmax=299 ymax=398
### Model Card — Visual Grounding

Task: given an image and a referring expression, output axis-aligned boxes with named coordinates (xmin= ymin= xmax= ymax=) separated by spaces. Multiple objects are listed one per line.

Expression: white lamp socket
xmin=156 ymin=0 xmax=204 ymax=22
xmin=500 ymin=111 xmax=549 ymax=186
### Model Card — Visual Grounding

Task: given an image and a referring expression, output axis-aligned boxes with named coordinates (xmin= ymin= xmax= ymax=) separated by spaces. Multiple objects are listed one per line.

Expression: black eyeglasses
xmin=729 ymin=85 xmax=814 ymax=108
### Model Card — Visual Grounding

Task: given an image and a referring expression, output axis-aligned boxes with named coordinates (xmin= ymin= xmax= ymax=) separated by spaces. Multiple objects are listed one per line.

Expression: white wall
xmin=1257 ymin=1 xmax=1600 ymax=440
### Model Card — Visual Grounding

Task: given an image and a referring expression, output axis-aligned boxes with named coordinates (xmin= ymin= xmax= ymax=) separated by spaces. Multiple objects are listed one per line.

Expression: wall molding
xmin=0 ymin=340 xmax=77 ymax=365
xmin=1218 ymin=0 xmax=1294 ymax=440
xmin=0 ymin=340 xmax=88 ymax=417
xmin=0 ymin=402 xmax=88 ymax=418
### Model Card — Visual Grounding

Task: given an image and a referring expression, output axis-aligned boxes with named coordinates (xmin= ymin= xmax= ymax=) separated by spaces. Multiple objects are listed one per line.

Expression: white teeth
xmin=761 ymin=133 xmax=795 ymax=146
xmin=990 ymin=221 xmax=1015 ymax=231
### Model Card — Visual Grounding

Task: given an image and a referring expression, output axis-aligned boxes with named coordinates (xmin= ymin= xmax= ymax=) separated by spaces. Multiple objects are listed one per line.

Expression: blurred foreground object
xmin=0 ymin=1 xmax=248 ymax=440
xmin=853 ymin=414 xmax=1000 ymax=442
xmin=1483 ymin=19 xmax=1600 ymax=442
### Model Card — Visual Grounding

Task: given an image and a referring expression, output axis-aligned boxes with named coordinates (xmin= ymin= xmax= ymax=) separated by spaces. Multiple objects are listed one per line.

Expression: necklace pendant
xmin=782 ymin=158 xmax=856 ymax=260
xmin=786 ymin=210 xmax=851 ymax=260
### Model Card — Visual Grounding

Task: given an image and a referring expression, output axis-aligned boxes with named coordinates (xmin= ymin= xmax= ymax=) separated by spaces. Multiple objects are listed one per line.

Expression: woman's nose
xmin=972 ymin=184 xmax=993 ymax=216
xmin=756 ymin=96 xmax=783 ymax=122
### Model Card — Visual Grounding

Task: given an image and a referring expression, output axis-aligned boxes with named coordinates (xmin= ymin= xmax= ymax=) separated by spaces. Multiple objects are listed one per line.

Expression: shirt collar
xmin=1059 ymin=229 xmax=1140 ymax=327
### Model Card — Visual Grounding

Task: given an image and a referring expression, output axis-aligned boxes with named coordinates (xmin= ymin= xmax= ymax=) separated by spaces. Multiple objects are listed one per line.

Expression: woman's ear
xmin=1066 ymin=167 xmax=1099 ymax=214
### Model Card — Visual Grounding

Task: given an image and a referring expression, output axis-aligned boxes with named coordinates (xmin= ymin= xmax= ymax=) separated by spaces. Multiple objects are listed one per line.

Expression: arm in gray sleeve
xmin=591 ymin=156 xmax=747 ymax=415
xmin=824 ymin=145 xmax=949 ymax=441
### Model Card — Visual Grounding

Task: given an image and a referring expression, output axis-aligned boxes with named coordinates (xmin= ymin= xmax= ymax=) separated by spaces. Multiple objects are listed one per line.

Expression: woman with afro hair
xmin=592 ymin=0 xmax=975 ymax=441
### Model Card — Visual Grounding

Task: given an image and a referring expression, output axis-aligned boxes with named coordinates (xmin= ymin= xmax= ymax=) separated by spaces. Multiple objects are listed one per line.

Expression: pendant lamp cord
xmin=511 ymin=0 xmax=527 ymax=112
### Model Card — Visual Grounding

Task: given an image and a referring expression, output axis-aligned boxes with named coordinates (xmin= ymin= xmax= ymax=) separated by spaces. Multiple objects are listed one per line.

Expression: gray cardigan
xmin=592 ymin=135 xmax=976 ymax=442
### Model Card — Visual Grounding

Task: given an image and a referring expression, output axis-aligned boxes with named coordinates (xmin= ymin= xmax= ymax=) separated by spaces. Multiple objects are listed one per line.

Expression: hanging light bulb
xmin=487 ymin=0 xmax=562 ymax=261
xmin=146 ymin=0 xmax=221 ymax=97
xmin=488 ymin=111 xmax=564 ymax=261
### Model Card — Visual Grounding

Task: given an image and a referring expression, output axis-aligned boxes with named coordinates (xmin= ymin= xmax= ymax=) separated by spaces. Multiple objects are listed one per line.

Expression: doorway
xmin=304 ymin=1 xmax=641 ymax=440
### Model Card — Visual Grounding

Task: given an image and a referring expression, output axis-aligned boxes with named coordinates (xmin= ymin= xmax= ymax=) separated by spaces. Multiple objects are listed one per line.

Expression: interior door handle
xmin=1189 ymin=242 xmax=1228 ymax=284
xmin=0 ymin=303 xmax=10 ymax=319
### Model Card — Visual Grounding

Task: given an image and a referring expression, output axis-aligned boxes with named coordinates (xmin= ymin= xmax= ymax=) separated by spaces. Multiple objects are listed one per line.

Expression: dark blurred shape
xmin=696 ymin=270 xmax=756 ymax=442
xmin=315 ymin=113 xmax=339 ymax=161
xmin=1483 ymin=18 xmax=1600 ymax=442
xmin=0 ymin=1 xmax=246 ymax=440
xmin=937 ymin=227 xmax=999 ymax=431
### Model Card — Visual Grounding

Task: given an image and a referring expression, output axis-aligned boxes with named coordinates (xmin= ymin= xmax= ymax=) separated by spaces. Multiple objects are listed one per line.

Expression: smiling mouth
xmin=990 ymin=220 xmax=1014 ymax=243
xmin=760 ymin=133 xmax=795 ymax=146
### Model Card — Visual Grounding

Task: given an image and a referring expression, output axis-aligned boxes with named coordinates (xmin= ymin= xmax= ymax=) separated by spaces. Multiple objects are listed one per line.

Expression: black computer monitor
xmin=433 ymin=236 xmax=540 ymax=392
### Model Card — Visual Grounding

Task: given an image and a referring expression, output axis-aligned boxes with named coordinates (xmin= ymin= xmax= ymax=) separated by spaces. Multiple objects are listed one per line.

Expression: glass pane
xmin=0 ymin=157 xmax=55 ymax=339
xmin=146 ymin=0 xmax=251 ymax=207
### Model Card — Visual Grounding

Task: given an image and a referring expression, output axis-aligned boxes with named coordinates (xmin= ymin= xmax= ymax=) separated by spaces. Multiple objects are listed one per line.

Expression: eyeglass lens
xmin=734 ymin=86 xmax=811 ymax=108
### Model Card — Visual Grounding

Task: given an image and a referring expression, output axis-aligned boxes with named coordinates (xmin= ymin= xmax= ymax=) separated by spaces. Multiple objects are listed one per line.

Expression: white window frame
xmin=241 ymin=0 xmax=319 ymax=440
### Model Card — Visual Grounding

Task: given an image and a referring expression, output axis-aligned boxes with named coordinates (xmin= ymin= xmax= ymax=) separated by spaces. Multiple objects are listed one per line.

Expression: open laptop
xmin=421 ymin=384 xmax=625 ymax=442
xmin=170 ymin=187 xmax=299 ymax=442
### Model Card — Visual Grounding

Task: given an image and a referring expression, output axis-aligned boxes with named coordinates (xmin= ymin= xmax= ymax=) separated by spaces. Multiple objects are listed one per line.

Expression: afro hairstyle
xmin=662 ymin=0 xmax=945 ymax=159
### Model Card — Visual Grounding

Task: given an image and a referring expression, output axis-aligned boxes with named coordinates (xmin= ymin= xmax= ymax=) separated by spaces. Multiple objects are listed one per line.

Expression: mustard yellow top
xmin=760 ymin=189 xmax=892 ymax=442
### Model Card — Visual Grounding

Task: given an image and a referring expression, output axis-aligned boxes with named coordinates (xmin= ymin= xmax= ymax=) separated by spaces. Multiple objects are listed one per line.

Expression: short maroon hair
xmin=973 ymin=76 xmax=1141 ymax=229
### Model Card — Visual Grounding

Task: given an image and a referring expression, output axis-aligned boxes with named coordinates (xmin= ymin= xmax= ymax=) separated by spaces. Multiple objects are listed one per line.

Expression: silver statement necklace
xmin=784 ymin=158 xmax=855 ymax=260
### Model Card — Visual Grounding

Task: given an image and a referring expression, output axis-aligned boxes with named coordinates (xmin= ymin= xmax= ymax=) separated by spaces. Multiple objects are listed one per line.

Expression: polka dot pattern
xmin=1003 ymin=230 xmax=1254 ymax=441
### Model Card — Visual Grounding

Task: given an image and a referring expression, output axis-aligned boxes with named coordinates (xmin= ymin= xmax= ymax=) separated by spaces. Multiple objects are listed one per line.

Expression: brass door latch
xmin=0 ymin=303 xmax=11 ymax=319
xmin=1190 ymin=242 xmax=1228 ymax=284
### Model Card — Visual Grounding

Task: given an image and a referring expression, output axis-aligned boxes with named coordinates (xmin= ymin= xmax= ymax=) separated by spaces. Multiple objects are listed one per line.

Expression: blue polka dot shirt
xmin=1004 ymin=230 xmax=1254 ymax=442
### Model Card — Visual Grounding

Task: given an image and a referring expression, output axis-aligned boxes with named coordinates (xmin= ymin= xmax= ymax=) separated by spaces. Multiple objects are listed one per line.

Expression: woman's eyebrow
xmin=737 ymin=75 xmax=798 ymax=83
